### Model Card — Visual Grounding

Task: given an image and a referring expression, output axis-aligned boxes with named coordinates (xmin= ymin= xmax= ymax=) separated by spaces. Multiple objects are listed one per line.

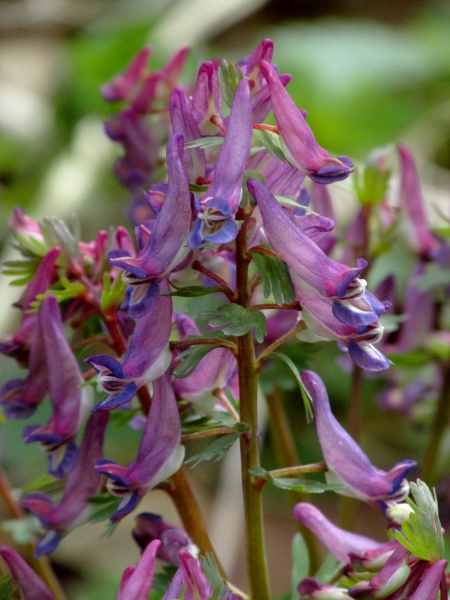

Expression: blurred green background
xmin=0 ymin=0 xmax=450 ymax=597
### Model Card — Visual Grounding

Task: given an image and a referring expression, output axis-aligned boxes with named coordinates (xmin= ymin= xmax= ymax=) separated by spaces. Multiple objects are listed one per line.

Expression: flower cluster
xmin=0 ymin=37 xmax=447 ymax=600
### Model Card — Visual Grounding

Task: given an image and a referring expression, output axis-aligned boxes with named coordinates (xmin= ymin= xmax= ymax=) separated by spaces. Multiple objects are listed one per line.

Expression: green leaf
xmin=41 ymin=216 xmax=80 ymax=260
xmin=109 ymin=408 xmax=140 ymax=430
xmin=205 ymin=303 xmax=267 ymax=343
xmin=0 ymin=574 xmax=19 ymax=600
xmin=161 ymin=284 xmax=230 ymax=298
xmin=250 ymin=249 xmax=295 ymax=305
xmin=379 ymin=314 xmax=408 ymax=333
xmin=218 ymin=60 xmax=243 ymax=108
xmin=267 ymin=352 xmax=313 ymax=421
xmin=270 ymin=477 xmax=346 ymax=494
xmin=172 ymin=345 xmax=218 ymax=379
xmin=185 ymin=137 xmax=224 ymax=150
xmin=395 ymin=480 xmax=444 ymax=562
xmin=89 ymin=497 xmax=121 ymax=523
xmin=22 ymin=473 xmax=63 ymax=496
xmin=1 ymin=517 xmax=42 ymax=544
xmin=314 ymin=554 xmax=344 ymax=584
xmin=291 ymin=533 xmax=310 ymax=600
xmin=29 ymin=278 xmax=86 ymax=311
xmin=100 ymin=272 xmax=126 ymax=311
xmin=184 ymin=433 xmax=242 ymax=468
xmin=354 ymin=163 xmax=391 ymax=206
xmin=252 ymin=129 xmax=287 ymax=162
xmin=386 ymin=349 xmax=433 ymax=368
xmin=241 ymin=170 xmax=265 ymax=208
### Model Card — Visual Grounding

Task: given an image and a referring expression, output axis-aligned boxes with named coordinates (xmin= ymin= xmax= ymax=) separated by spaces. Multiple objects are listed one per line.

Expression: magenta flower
xmin=87 ymin=288 xmax=172 ymax=411
xmin=293 ymin=503 xmax=382 ymax=564
xmin=298 ymin=578 xmax=349 ymax=599
xmin=300 ymin=370 xmax=416 ymax=511
xmin=22 ymin=295 xmax=93 ymax=478
xmin=22 ymin=412 xmax=108 ymax=556
xmin=188 ymin=79 xmax=252 ymax=248
xmin=191 ymin=61 xmax=222 ymax=135
xmin=259 ymin=61 xmax=354 ymax=183
xmin=101 ymin=46 xmax=152 ymax=103
xmin=95 ymin=372 xmax=184 ymax=522
xmin=162 ymin=550 xmax=213 ymax=600
xmin=116 ymin=539 xmax=161 ymax=600
xmin=409 ymin=559 xmax=447 ymax=600
xmin=0 ymin=546 xmax=55 ymax=600
xmin=109 ymin=133 xmax=191 ymax=317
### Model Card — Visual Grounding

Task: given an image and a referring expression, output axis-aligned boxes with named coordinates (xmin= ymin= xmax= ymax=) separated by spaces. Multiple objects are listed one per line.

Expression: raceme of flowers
xmin=0 ymin=37 xmax=448 ymax=600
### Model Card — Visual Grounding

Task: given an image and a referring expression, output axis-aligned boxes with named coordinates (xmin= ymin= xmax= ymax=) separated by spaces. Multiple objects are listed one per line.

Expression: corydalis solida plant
xmin=0 ymin=38 xmax=448 ymax=600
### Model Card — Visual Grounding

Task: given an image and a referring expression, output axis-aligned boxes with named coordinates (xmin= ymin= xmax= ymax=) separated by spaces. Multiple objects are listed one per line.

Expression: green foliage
xmin=250 ymin=250 xmax=295 ymax=306
xmin=172 ymin=344 xmax=219 ymax=379
xmin=185 ymin=137 xmax=224 ymax=150
xmin=100 ymin=272 xmax=126 ymax=311
xmin=161 ymin=283 xmax=231 ymax=298
xmin=205 ymin=303 xmax=267 ymax=343
xmin=22 ymin=473 xmax=63 ymax=496
xmin=291 ymin=533 xmax=310 ymax=600
xmin=315 ymin=554 xmax=344 ymax=584
xmin=184 ymin=431 xmax=245 ymax=468
xmin=201 ymin=553 xmax=235 ymax=600
xmin=249 ymin=468 xmax=345 ymax=494
xmin=29 ymin=278 xmax=86 ymax=311
xmin=0 ymin=574 xmax=19 ymax=600
xmin=252 ymin=129 xmax=287 ymax=162
xmin=354 ymin=162 xmax=391 ymax=206
xmin=2 ymin=257 xmax=41 ymax=286
xmin=41 ymin=216 xmax=80 ymax=262
xmin=395 ymin=480 xmax=444 ymax=562
xmin=266 ymin=353 xmax=313 ymax=421
xmin=88 ymin=494 xmax=121 ymax=524
xmin=218 ymin=61 xmax=244 ymax=108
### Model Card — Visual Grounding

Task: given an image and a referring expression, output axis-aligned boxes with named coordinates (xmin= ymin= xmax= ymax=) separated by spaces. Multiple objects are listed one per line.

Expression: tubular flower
xmin=248 ymin=178 xmax=367 ymax=301
xmin=95 ymin=372 xmax=185 ymax=522
xmin=190 ymin=61 xmax=222 ymax=135
xmin=0 ymin=546 xmax=55 ymax=600
xmin=116 ymin=539 xmax=161 ymax=600
xmin=300 ymin=371 xmax=416 ymax=511
xmin=293 ymin=503 xmax=382 ymax=564
xmin=108 ymin=133 xmax=191 ymax=317
xmin=169 ymin=87 xmax=206 ymax=184
xmin=22 ymin=412 xmax=108 ymax=556
xmin=172 ymin=312 xmax=236 ymax=404
xmin=87 ymin=287 xmax=172 ymax=411
xmin=298 ymin=579 xmax=350 ymax=599
xmin=188 ymin=79 xmax=252 ymax=249
xmin=133 ymin=512 xmax=194 ymax=566
xmin=259 ymin=61 xmax=354 ymax=183
xmin=22 ymin=295 xmax=93 ymax=478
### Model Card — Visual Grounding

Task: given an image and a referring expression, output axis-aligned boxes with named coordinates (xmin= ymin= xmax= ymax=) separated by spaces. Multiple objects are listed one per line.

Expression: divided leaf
xmin=250 ymin=249 xmax=295 ymax=306
xmin=184 ymin=433 xmax=242 ymax=468
xmin=205 ymin=303 xmax=267 ymax=343
xmin=253 ymin=128 xmax=287 ymax=162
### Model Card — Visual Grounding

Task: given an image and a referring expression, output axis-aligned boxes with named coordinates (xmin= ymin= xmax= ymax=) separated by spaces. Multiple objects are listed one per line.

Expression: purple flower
xmin=0 ymin=546 xmax=55 ymax=600
xmin=0 ymin=246 xmax=60 ymax=363
xmin=116 ymin=539 xmax=161 ymax=600
xmin=169 ymin=88 xmax=206 ymax=184
xmin=293 ymin=503 xmax=382 ymax=564
xmin=95 ymin=372 xmax=184 ymax=522
xmin=22 ymin=295 xmax=93 ymax=478
xmin=348 ymin=544 xmax=411 ymax=598
xmin=109 ymin=133 xmax=191 ymax=317
xmin=172 ymin=312 xmax=236 ymax=404
xmin=398 ymin=145 xmax=439 ymax=258
xmin=248 ymin=179 xmax=366 ymax=300
xmin=409 ymin=559 xmax=447 ymax=600
xmin=22 ymin=412 xmax=108 ymax=556
xmin=133 ymin=512 xmax=193 ymax=565
xmin=87 ymin=288 xmax=172 ymax=411
xmin=300 ymin=370 xmax=416 ymax=511
xmin=101 ymin=47 xmax=152 ymax=103
xmin=188 ymin=79 xmax=252 ymax=249
xmin=298 ymin=578 xmax=349 ymax=599
xmin=191 ymin=61 xmax=222 ymax=135
xmin=162 ymin=550 xmax=212 ymax=600
xmin=259 ymin=61 xmax=354 ymax=183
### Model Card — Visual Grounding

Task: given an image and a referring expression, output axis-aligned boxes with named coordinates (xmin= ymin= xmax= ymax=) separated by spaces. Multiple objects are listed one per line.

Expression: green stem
xmin=236 ymin=211 xmax=271 ymax=600
xmin=181 ymin=427 xmax=238 ymax=444
xmin=265 ymin=390 xmax=322 ymax=572
xmin=421 ymin=361 xmax=450 ymax=485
